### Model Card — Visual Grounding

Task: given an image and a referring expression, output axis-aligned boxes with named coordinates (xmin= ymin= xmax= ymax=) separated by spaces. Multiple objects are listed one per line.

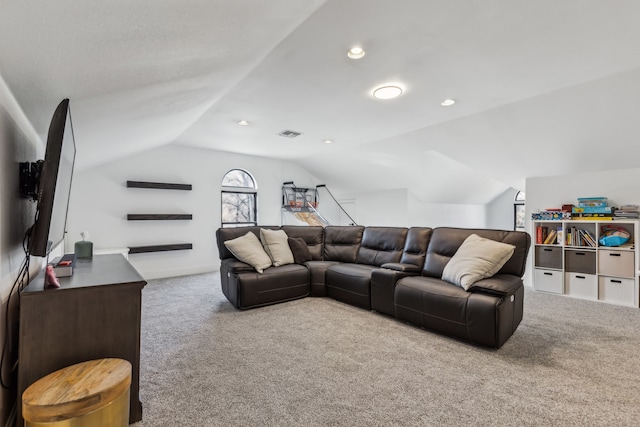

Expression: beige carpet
xmin=134 ymin=272 xmax=640 ymax=426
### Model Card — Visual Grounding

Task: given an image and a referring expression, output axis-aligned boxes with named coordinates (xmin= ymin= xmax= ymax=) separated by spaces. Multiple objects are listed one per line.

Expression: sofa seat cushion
xmin=227 ymin=264 xmax=310 ymax=309
xmin=326 ymin=263 xmax=378 ymax=309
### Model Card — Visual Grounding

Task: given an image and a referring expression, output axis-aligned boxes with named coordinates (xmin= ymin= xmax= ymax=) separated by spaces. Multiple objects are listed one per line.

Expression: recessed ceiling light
xmin=372 ymin=85 xmax=403 ymax=100
xmin=237 ymin=120 xmax=250 ymax=126
xmin=347 ymin=46 xmax=365 ymax=59
xmin=323 ymin=139 xmax=333 ymax=144
xmin=440 ymin=99 xmax=456 ymax=107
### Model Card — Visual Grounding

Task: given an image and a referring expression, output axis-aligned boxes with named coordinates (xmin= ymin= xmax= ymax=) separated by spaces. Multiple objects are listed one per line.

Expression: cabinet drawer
xmin=534 ymin=268 xmax=563 ymax=294
xmin=565 ymin=272 xmax=597 ymax=300
xmin=565 ymin=249 xmax=596 ymax=274
xmin=598 ymin=276 xmax=636 ymax=307
xmin=535 ymin=246 xmax=562 ymax=269
xmin=598 ymin=250 xmax=634 ymax=278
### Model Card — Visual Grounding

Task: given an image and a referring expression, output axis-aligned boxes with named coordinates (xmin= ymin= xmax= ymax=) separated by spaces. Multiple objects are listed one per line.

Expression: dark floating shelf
xmin=128 ymin=243 xmax=193 ymax=254
xmin=127 ymin=214 xmax=192 ymax=221
xmin=126 ymin=181 xmax=192 ymax=191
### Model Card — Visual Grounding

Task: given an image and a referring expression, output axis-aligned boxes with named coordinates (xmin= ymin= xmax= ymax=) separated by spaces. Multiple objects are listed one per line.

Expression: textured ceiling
xmin=2 ymin=0 xmax=640 ymax=204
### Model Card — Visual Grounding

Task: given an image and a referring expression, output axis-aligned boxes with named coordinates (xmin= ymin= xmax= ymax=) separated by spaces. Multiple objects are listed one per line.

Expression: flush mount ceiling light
xmin=347 ymin=46 xmax=365 ymax=59
xmin=237 ymin=120 xmax=250 ymax=126
xmin=323 ymin=139 xmax=333 ymax=144
xmin=372 ymin=85 xmax=403 ymax=100
xmin=440 ymin=99 xmax=456 ymax=107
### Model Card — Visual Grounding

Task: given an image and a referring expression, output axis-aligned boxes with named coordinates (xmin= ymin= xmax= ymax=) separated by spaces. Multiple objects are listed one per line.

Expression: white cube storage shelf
xmin=533 ymin=219 xmax=639 ymax=308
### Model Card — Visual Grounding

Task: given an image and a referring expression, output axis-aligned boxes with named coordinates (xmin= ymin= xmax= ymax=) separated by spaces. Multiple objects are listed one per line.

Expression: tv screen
xmin=29 ymin=99 xmax=76 ymax=257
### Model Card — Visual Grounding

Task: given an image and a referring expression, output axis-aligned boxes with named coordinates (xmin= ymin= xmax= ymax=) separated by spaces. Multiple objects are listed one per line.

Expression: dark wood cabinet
xmin=17 ymin=254 xmax=146 ymax=426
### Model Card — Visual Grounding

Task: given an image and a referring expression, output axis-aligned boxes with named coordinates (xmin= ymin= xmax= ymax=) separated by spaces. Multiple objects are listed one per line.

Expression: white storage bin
xmin=534 ymin=268 xmax=563 ymax=294
xmin=598 ymin=276 xmax=637 ymax=307
xmin=565 ymin=272 xmax=597 ymax=300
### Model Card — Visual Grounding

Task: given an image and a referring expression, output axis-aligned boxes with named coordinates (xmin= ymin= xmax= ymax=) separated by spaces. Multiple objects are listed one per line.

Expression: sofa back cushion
xmin=399 ymin=227 xmax=433 ymax=268
xmin=323 ymin=226 xmax=365 ymax=262
xmin=281 ymin=226 xmax=324 ymax=260
xmin=355 ymin=227 xmax=407 ymax=266
xmin=216 ymin=226 xmax=280 ymax=260
xmin=423 ymin=227 xmax=530 ymax=278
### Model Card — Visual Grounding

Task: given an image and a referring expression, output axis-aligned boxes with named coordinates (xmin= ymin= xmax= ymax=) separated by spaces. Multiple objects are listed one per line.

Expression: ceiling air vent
xmin=278 ymin=129 xmax=303 ymax=138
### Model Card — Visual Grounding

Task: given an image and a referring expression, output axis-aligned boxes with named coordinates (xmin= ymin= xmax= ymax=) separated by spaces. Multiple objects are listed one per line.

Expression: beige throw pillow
xmin=442 ymin=234 xmax=515 ymax=290
xmin=223 ymin=232 xmax=272 ymax=273
xmin=260 ymin=229 xmax=295 ymax=267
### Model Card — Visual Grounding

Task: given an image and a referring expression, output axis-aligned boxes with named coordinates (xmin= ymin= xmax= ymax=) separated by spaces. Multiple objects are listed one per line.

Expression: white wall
xmin=339 ymin=188 xmax=409 ymax=226
xmin=526 ymin=167 xmax=640 ymax=236
xmin=335 ymin=187 xmax=489 ymax=228
xmin=0 ymin=77 xmax=45 ymax=425
xmin=66 ymin=144 xmax=320 ymax=279
xmin=486 ymin=187 xmax=521 ymax=230
xmin=407 ymin=192 xmax=487 ymax=228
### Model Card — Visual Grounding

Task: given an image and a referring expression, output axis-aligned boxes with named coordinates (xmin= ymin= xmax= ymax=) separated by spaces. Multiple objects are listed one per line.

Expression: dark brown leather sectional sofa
xmin=216 ymin=225 xmax=530 ymax=348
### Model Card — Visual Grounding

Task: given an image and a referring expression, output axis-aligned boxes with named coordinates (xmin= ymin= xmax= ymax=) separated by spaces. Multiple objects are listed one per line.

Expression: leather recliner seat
xmin=325 ymin=226 xmax=408 ymax=309
xmin=394 ymin=227 xmax=529 ymax=348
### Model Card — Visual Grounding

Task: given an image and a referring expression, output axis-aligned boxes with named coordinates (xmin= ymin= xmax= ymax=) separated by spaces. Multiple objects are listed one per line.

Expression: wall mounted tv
xmin=28 ymin=98 xmax=76 ymax=257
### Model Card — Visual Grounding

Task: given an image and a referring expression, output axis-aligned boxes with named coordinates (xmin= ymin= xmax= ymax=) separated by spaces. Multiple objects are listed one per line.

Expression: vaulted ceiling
xmin=2 ymin=1 xmax=640 ymax=204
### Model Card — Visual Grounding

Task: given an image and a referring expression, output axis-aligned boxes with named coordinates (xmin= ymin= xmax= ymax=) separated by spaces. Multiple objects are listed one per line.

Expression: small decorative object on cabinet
xmin=74 ymin=231 xmax=93 ymax=258
xmin=532 ymin=219 xmax=638 ymax=307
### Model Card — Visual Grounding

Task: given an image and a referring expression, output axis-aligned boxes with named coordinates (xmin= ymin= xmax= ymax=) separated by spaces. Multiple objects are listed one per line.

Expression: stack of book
xmin=536 ymin=225 xmax=561 ymax=244
xmin=572 ymin=197 xmax=613 ymax=220
xmin=614 ymin=205 xmax=639 ymax=219
xmin=566 ymin=227 xmax=597 ymax=247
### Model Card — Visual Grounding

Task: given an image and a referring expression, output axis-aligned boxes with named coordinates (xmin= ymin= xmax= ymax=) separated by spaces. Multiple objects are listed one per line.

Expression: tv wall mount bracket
xmin=19 ymin=160 xmax=43 ymax=201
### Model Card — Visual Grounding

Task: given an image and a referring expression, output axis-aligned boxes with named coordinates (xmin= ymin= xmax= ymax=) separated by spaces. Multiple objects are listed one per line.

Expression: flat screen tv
xmin=29 ymin=98 xmax=76 ymax=257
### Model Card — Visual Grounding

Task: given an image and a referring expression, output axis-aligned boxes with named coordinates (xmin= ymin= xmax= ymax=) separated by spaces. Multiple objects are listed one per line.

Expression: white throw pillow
xmin=442 ymin=234 xmax=516 ymax=290
xmin=224 ymin=232 xmax=272 ymax=273
xmin=260 ymin=228 xmax=295 ymax=267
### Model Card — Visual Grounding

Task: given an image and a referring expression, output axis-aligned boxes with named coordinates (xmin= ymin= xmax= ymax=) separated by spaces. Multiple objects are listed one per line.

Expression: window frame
xmin=514 ymin=191 xmax=525 ymax=231
xmin=221 ymin=169 xmax=258 ymax=228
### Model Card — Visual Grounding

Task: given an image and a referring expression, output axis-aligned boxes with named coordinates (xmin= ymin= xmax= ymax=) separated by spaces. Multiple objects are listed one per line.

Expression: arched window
xmin=221 ymin=169 xmax=257 ymax=227
xmin=514 ymin=191 xmax=525 ymax=231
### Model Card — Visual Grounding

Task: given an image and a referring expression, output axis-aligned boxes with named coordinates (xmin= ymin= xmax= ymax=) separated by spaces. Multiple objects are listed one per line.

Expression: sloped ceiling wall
xmin=2 ymin=1 xmax=640 ymax=204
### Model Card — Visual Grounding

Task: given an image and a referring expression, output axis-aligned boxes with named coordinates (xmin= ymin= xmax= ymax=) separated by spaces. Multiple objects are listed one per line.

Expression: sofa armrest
xmin=371 ymin=267 xmax=421 ymax=316
xmin=381 ymin=262 xmax=422 ymax=274
xmin=467 ymin=274 xmax=522 ymax=297
xmin=221 ymin=258 xmax=256 ymax=274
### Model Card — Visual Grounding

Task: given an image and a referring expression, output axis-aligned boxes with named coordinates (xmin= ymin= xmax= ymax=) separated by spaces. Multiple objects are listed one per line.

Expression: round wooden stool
xmin=22 ymin=358 xmax=131 ymax=427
